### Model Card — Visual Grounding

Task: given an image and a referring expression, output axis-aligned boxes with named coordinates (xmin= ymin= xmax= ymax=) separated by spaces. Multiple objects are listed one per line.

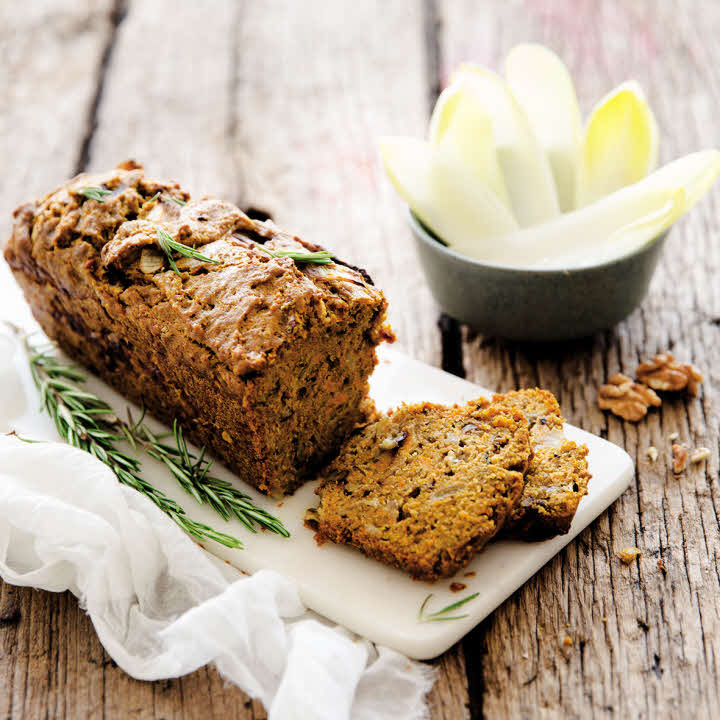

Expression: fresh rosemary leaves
xmin=155 ymin=227 xmax=219 ymax=276
xmin=24 ymin=339 xmax=289 ymax=547
xmin=79 ymin=186 xmax=113 ymax=202
xmin=253 ymin=241 xmax=333 ymax=265
xmin=418 ymin=592 xmax=479 ymax=623
xmin=145 ymin=191 xmax=187 ymax=207
xmin=125 ymin=413 xmax=289 ymax=537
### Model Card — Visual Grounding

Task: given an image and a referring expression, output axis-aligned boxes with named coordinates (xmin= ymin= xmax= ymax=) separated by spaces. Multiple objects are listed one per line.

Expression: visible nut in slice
xmin=636 ymin=353 xmax=703 ymax=396
xmin=597 ymin=373 xmax=661 ymax=422
xmin=672 ymin=444 xmax=688 ymax=473
xmin=138 ymin=247 xmax=166 ymax=274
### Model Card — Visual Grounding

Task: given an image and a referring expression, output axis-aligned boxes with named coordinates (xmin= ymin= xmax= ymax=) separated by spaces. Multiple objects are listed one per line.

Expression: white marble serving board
xmin=0 ymin=264 xmax=633 ymax=660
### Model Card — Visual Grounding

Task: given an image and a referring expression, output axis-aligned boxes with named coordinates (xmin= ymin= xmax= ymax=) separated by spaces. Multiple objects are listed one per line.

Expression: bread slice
xmin=492 ymin=389 xmax=591 ymax=539
xmin=305 ymin=401 xmax=532 ymax=581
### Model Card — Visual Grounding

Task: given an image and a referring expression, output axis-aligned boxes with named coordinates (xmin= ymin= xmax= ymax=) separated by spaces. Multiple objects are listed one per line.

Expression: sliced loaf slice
xmin=305 ymin=401 xmax=531 ymax=581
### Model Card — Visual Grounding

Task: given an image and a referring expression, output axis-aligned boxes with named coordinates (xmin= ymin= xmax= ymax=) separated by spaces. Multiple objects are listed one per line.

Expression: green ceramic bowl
xmin=408 ymin=210 xmax=668 ymax=342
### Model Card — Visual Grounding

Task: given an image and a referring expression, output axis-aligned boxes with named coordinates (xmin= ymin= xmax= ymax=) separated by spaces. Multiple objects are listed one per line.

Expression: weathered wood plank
xmin=0 ymin=0 xmax=114 ymax=237
xmin=438 ymin=0 xmax=720 ymax=717
xmin=0 ymin=3 xmax=118 ymax=720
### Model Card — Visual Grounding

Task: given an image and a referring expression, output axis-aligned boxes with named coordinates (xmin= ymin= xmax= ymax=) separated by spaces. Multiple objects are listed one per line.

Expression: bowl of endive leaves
xmin=381 ymin=44 xmax=720 ymax=341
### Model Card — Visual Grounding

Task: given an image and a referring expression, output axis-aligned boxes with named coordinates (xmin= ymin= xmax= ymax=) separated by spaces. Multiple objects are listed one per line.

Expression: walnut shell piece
xmin=672 ymin=444 xmax=688 ymax=473
xmin=636 ymin=353 xmax=703 ymax=396
xmin=597 ymin=373 xmax=661 ymax=422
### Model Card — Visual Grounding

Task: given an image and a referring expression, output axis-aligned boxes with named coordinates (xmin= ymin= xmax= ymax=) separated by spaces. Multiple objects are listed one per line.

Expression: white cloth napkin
xmin=0 ymin=281 xmax=435 ymax=719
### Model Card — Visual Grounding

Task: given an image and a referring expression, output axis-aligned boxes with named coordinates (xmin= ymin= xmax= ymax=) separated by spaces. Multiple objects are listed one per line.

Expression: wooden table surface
xmin=2 ymin=1 xmax=719 ymax=717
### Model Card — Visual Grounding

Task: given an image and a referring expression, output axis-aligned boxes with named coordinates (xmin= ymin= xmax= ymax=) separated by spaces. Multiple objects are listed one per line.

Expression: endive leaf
xmin=576 ymin=81 xmax=659 ymax=207
xmin=379 ymin=136 xmax=518 ymax=256
xmin=429 ymin=85 xmax=511 ymax=208
xmin=505 ymin=43 xmax=582 ymax=213
xmin=448 ymin=65 xmax=560 ymax=227
xmin=480 ymin=150 xmax=720 ymax=268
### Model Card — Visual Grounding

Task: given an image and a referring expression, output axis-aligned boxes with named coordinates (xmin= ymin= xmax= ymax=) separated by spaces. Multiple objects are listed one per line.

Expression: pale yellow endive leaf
xmin=449 ymin=65 xmax=560 ymax=227
xmin=429 ymin=84 xmax=511 ymax=208
xmin=379 ymin=136 xmax=518 ymax=257
xmin=483 ymin=150 xmax=720 ymax=269
xmin=576 ymin=81 xmax=659 ymax=207
xmin=505 ymin=43 xmax=582 ymax=213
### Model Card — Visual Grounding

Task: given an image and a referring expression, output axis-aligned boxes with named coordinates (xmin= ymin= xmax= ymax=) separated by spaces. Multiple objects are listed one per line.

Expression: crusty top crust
xmin=492 ymin=388 xmax=565 ymax=444
xmin=305 ymin=400 xmax=532 ymax=580
xmin=4 ymin=162 xmax=389 ymax=377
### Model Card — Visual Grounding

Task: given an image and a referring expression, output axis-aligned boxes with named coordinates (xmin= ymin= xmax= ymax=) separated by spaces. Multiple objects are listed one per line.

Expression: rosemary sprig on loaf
xmin=23 ymin=338 xmax=289 ymax=546
xmin=79 ymin=186 xmax=113 ymax=202
xmin=253 ymin=241 xmax=334 ymax=265
xmin=155 ymin=227 xmax=220 ymax=276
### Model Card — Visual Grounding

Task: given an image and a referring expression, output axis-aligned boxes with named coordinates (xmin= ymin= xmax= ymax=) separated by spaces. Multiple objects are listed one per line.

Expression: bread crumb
xmin=222 ymin=430 xmax=232 ymax=443
xmin=562 ymin=636 xmax=573 ymax=648
xmin=657 ymin=558 xmax=667 ymax=574
xmin=690 ymin=447 xmax=710 ymax=464
xmin=619 ymin=547 xmax=641 ymax=565
xmin=449 ymin=582 xmax=467 ymax=593
xmin=672 ymin=444 xmax=688 ymax=473
xmin=669 ymin=432 xmax=679 ymax=442
xmin=646 ymin=446 xmax=659 ymax=462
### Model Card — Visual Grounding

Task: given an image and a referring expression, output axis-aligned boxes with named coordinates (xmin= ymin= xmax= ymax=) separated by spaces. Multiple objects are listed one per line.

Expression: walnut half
xmin=597 ymin=373 xmax=661 ymax=422
xmin=636 ymin=353 xmax=703 ymax=396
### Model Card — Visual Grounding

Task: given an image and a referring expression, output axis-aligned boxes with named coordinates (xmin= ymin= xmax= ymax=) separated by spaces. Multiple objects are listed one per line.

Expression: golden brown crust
xmin=492 ymin=389 xmax=591 ymax=539
xmin=4 ymin=163 xmax=391 ymax=496
xmin=305 ymin=400 xmax=532 ymax=581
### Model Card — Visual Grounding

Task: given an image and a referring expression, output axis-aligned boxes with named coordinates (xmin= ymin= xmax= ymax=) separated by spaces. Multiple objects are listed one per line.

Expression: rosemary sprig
xmin=156 ymin=227 xmax=219 ymax=276
xmin=145 ymin=191 xmax=187 ymax=207
xmin=253 ymin=241 xmax=333 ymax=265
xmin=79 ymin=186 xmax=113 ymax=202
xmin=418 ymin=592 xmax=479 ymax=623
xmin=126 ymin=412 xmax=290 ymax=537
xmin=22 ymin=340 xmax=290 ymax=548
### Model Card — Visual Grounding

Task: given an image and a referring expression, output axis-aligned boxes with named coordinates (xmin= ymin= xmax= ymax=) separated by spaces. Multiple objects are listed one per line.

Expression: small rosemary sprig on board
xmin=418 ymin=592 xmax=479 ymax=623
xmin=79 ymin=186 xmax=113 ymax=202
xmin=253 ymin=241 xmax=333 ymax=265
xmin=23 ymin=340 xmax=289 ymax=546
xmin=155 ymin=227 xmax=219 ymax=276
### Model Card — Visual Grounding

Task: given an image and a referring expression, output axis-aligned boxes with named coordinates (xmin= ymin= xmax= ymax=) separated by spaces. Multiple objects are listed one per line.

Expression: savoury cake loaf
xmin=305 ymin=401 xmax=532 ymax=580
xmin=4 ymin=162 xmax=392 ymax=496
xmin=492 ymin=389 xmax=591 ymax=539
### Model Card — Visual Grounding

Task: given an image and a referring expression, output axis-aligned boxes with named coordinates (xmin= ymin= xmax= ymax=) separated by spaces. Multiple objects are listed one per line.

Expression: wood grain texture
xmin=439 ymin=0 xmax=720 ymax=717
xmin=2 ymin=0 xmax=720 ymax=718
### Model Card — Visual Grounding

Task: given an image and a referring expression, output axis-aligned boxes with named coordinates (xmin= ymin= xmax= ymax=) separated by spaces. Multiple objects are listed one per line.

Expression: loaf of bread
xmin=4 ymin=162 xmax=392 ymax=496
xmin=305 ymin=400 xmax=532 ymax=580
